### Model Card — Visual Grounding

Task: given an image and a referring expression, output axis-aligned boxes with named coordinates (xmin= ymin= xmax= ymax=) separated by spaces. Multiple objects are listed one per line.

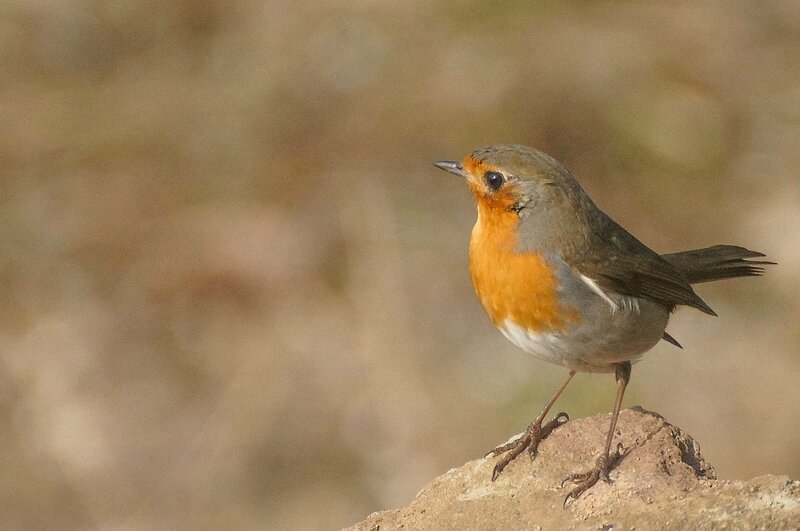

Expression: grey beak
xmin=434 ymin=160 xmax=467 ymax=178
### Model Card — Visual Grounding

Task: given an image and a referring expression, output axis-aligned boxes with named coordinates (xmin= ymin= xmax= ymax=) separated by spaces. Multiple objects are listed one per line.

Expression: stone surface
xmin=347 ymin=408 xmax=800 ymax=530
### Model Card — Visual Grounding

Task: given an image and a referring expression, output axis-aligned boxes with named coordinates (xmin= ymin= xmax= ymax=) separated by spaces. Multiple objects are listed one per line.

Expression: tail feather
xmin=661 ymin=245 xmax=774 ymax=284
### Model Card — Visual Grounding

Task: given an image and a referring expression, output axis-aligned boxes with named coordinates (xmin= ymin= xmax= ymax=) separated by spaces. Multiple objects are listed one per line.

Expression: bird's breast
xmin=468 ymin=205 xmax=581 ymax=334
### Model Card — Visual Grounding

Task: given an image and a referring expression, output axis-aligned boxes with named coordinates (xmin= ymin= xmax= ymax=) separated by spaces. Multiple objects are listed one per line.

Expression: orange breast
xmin=468 ymin=201 xmax=580 ymax=333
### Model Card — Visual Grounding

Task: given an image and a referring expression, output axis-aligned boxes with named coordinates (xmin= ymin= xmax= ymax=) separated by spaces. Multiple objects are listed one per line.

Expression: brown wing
xmin=574 ymin=216 xmax=716 ymax=315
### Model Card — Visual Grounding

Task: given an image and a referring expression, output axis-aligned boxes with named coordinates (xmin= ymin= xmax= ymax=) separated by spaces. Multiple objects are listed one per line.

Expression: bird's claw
xmin=562 ymin=443 xmax=625 ymax=507
xmin=488 ymin=412 xmax=569 ymax=480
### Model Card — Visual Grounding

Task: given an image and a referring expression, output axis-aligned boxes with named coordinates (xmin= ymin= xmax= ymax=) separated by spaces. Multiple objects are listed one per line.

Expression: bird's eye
xmin=484 ymin=171 xmax=504 ymax=191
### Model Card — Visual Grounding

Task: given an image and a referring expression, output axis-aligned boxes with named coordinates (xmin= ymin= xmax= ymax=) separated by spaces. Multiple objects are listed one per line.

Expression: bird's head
xmin=434 ymin=144 xmax=574 ymax=217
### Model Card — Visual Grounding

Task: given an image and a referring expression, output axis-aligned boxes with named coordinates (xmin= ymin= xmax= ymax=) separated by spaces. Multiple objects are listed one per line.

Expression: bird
xmin=434 ymin=144 xmax=772 ymax=506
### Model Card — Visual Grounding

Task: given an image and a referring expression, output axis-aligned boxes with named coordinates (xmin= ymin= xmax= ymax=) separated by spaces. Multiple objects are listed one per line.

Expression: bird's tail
xmin=661 ymin=245 xmax=773 ymax=284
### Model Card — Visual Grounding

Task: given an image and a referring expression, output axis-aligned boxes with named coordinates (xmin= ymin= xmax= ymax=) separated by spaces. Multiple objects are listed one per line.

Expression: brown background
xmin=2 ymin=2 xmax=799 ymax=529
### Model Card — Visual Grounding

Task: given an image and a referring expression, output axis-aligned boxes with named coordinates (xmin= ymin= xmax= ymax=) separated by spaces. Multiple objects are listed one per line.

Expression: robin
xmin=434 ymin=144 xmax=772 ymax=506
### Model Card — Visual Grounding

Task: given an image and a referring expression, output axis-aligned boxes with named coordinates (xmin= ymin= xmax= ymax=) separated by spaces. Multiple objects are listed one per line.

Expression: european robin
xmin=434 ymin=144 xmax=772 ymax=505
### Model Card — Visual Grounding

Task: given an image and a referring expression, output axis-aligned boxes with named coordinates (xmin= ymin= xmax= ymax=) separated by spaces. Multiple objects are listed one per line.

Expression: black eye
xmin=484 ymin=171 xmax=504 ymax=190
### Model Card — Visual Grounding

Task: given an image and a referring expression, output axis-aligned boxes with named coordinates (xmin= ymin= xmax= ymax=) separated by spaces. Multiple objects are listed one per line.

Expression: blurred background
xmin=1 ymin=1 xmax=799 ymax=529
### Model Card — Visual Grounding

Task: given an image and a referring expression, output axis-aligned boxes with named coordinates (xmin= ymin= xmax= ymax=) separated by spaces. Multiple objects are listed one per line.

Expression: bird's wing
xmin=573 ymin=217 xmax=716 ymax=315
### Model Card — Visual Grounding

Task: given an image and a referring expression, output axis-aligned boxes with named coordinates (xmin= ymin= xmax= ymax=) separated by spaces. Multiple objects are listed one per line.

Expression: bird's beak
xmin=434 ymin=160 xmax=468 ymax=178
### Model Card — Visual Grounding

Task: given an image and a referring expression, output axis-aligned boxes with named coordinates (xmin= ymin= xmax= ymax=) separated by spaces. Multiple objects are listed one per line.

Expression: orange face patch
xmin=461 ymin=155 xmax=519 ymax=211
xmin=462 ymin=154 xmax=497 ymax=177
xmin=468 ymin=192 xmax=581 ymax=333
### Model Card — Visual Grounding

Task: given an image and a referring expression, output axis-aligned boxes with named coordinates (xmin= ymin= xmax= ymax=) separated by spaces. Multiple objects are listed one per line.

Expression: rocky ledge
xmin=347 ymin=407 xmax=799 ymax=530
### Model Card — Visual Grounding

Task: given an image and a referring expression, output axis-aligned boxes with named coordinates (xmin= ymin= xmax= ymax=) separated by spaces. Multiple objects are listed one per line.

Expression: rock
xmin=347 ymin=408 xmax=800 ymax=530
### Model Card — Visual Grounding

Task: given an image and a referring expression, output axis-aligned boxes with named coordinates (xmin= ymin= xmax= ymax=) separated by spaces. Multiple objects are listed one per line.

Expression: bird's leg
xmin=489 ymin=370 xmax=575 ymax=480
xmin=562 ymin=361 xmax=631 ymax=506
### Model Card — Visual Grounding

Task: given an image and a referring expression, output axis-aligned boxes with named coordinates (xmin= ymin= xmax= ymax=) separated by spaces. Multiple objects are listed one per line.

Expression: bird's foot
xmin=562 ymin=443 xmax=625 ymax=507
xmin=487 ymin=412 xmax=569 ymax=481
